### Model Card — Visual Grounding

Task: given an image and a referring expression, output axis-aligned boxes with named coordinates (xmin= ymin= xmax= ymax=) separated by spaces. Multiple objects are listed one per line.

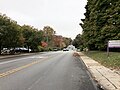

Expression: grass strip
xmin=83 ymin=51 xmax=120 ymax=69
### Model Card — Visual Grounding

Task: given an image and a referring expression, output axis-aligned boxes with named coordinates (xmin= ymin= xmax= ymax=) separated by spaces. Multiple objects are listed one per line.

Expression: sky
xmin=0 ymin=0 xmax=87 ymax=39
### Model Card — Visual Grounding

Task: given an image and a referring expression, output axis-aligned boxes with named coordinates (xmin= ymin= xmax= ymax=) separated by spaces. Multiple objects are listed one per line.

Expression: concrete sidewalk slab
xmin=79 ymin=52 xmax=120 ymax=90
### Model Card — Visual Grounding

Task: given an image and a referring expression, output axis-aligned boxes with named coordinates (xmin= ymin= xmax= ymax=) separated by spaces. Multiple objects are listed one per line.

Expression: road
xmin=0 ymin=51 xmax=98 ymax=90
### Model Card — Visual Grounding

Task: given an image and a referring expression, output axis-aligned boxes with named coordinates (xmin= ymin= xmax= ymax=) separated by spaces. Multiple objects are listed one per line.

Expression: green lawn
xmin=83 ymin=51 xmax=120 ymax=69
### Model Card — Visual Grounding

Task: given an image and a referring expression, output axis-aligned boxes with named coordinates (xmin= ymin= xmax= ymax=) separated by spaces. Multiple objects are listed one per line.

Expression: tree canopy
xmin=0 ymin=14 xmax=22 ymax=48
xmin=80 ymin=0 xmax=120 ymax=50
xmin=0 ymin=13 xmax=71 ymax=54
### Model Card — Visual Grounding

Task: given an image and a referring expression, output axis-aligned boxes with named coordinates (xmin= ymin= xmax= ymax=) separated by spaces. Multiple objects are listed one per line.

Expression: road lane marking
xmin=0 ymin=58 xmax=27 ymax=65
xmin=0 ymin=54 xmax=60 ymax=78
xmin=29 ymin=56 xmax=47 ymax=59
xmin=0 ymin=56 xmax=45 ymax=65
xmin=0 ymin=60 xmax=43 ymax=78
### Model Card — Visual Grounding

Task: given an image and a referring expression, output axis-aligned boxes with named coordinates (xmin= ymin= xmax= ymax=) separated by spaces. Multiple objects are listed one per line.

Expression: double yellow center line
xmin=0 ymin=60 xmax=43 ymax=78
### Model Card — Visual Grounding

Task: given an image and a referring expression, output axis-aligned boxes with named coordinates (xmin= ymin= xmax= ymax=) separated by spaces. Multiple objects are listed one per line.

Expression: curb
xmin=0 ymin=53 xmax=37 ymax=60
xmin=79 ymin=52 xmax=120 ymax=90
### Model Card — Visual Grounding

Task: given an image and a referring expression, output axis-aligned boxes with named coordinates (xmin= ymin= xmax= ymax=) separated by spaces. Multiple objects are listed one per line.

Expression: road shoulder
xmin=0 ymin=53 xmax=36 ymax=60
xmin=79 ymin=52 xmax=120 ymax=90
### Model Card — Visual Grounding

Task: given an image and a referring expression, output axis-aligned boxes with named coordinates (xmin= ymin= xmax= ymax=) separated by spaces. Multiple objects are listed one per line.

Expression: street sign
xmin=107 ymin=40 xmax=120 ymax=56
xmin=108 ymin=40 xmax=120 ymax=48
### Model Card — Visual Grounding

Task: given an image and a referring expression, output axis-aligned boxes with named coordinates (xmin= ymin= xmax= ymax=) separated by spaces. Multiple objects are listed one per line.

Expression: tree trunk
xmin=0 ymin=44 xmax=1 ymax=55
xmin=28 ymin=45 xmax=30 ymax=53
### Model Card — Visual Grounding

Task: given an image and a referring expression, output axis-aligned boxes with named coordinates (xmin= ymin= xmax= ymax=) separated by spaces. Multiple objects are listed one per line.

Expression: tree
xmin=80 ymin=0 xmax=120 ymax=50
xmin=43 ymin=26 xmax=56 ymax=48
xmin=72 ymin=34 xmax=83 ymax=50
xmin=0 ymin=13 xmax=72 ymax=53
xmin=28 ymin=30 xmax=43 ymax=51
xmin=43 ymin=26 xmax=56 ymax=36
xmin=0 ymin=14 xmax=23 ymax=54
xmin=63 ymin=37 xmax=72 ymax=48
xmin=21 ymin=25 xmax=43 ymax=51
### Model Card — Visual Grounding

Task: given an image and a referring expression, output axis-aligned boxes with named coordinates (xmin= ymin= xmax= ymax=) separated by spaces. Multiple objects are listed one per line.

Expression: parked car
xmin=1 ymin=48 xmax=11 ymax=54
xmin=53 ymin=48 xmax=58 ymax=51
xmin=1 ymin=47 xmax=32 ymax=54
xmin=14 ymin=47 xmax=31 ymax=53
xmin=63 ymin=48 xmax=69 ymax=51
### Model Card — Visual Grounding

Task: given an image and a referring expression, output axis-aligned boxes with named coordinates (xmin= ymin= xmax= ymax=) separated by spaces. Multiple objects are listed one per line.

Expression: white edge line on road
xmin=0 ymin=56 xmax=45 ymax=65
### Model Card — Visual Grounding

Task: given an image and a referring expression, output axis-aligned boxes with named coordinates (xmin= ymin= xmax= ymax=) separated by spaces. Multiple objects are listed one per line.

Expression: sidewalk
xmin=79 ymin=52 xmax=120 ymax=90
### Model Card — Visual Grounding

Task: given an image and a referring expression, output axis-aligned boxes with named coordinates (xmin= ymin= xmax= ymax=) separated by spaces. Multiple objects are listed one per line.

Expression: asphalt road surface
xmin=0 ymin=51 xmax=98 ymax=90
